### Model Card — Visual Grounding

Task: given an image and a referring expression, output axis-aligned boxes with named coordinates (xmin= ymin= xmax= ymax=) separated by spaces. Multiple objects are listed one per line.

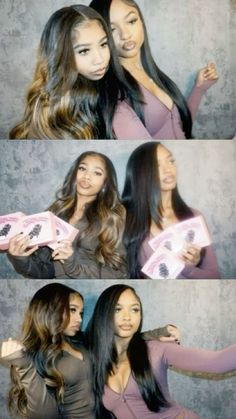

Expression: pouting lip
xmin=119 ymin=324 xmax=133 ymax=330
xmin=91 ymin=67 xmax=107 ymax=76
xmin=162 ymin=175 xmax=175 ymax=183
xmin=122 ymin=41 xmax=136 ymax=51
xmin=78 ymin=181 xmax=91 ymax=189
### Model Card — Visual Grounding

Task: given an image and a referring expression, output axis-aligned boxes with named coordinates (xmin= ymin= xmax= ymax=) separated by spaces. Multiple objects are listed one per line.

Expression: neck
xmin=114 ymin=336 xmax=131 ymax=361
xmin=120 ymin=54 xmax=143 ymax=73
xmin=160 ymin=191 xmax=172 ymax=212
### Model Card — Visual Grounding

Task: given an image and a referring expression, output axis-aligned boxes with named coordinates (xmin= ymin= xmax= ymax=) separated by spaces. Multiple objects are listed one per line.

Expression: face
xmin=63 ymin=294 xmax=84 ymax=336
xmin=76 ymin=154 xmax=107 ymax=199
xmin=73 ymin=20 xmax=110 ymax=80
xmin=109 ymin=0 xmax=144 ymax=59
xmin=113 ymin=289 xmax=141 ymax=340
xmin=157 ymin=145 xmax=177 ymax=192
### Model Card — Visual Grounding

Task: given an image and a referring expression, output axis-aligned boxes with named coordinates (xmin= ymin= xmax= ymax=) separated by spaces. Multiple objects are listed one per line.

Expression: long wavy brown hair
xmin=9 ymin=5 xmax=138 ymax=139
xmin=8 ymin=283 xmax=83 ymax=417
xmin=48 ymin=151 xmax=126 ymax=270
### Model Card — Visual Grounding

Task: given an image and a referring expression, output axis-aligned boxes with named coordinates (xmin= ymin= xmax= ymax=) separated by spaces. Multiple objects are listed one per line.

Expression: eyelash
xmin=78 ymin=48 xmax=89 ymax=55
xmin=128 ymin=18 xmax=138 ymax=25
xmin=115 ymin=308 xmax=140 ymax=313
xmin=70 ymin=308 xmax=83 ymax=317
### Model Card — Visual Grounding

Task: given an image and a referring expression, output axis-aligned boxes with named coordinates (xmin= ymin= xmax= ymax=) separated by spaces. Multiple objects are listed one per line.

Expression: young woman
xmin=7 ymin=151 xmax=127 ymax=279
xmin=122 ymin=142 xmax=220 ymax=278
xmin=0 ymin=283 xmax=179 ymax=418
xmin=9 ymin=5 xmax=142 ymax=139
xmin=86 ymin=284 xmax=236 ymax=419
xmin=90 ymin=0 xmax=218 ymax=139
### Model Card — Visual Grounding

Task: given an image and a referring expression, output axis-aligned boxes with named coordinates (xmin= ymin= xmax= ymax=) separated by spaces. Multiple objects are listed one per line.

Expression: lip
xmin=78 ymin=180 xmax=91 ymax=189
xmin=72 ymin=324 xmax=81 ymax=331
xmin=122 ymin=41 xmax=136 ymax=51
xmin=91 ymin=67 xmax=107 ymax=76
xmin=162 ymin=175 xmax=175 ymax=184
xmin=119 ymin=324 xmax=133 ymax=331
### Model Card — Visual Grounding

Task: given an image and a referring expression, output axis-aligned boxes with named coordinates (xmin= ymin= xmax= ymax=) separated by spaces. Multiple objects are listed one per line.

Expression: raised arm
xmin=187 ymin=63 xmax=218 ymax=120
xmin=162 ymin=341 xmax=236 ymax=374
xmin=142 ymin=324 xmax=180 ymax=344
xmin=0 ymin=340 xmax=58 ymax=418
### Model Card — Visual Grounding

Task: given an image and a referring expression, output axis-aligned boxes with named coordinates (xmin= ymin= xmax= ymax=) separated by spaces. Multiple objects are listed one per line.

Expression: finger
xmin=24 ymin=246 xmax=39 ymax=256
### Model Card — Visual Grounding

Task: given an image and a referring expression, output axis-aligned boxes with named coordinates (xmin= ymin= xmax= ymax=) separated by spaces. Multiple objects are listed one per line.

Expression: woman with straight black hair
xmin=7 ymin=151 xmax=127 ymax=279
xmin=85 ymin=284 xmax=236 ymax=419
xmin=90 ymin=0 xmax=218 ymax=139
xmin=122 ymin=142 xmax=219 ymax=278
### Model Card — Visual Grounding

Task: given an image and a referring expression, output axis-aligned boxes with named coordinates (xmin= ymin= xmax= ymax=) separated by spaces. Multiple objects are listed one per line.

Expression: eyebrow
xmin=69 ymin=303 xmax=82 ymax=309
xmin=116 ymin=303 xmax=140 ymax=307
xmin=111 ymin=10 xmax=138 ymax=24
xmin=79 ymin=162 xmax=105 ymax=172
xmin=73 ymin=35 xmax=108 ymax=50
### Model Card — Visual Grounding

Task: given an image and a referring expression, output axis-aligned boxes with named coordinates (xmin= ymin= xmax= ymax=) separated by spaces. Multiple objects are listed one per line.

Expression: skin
xmin=151 ymin=144 xmax=201 ymax=267
xmin=109 ymin=0 xmax=218 ymax=100
xmin=73 ymin=20 xmax=110 ymax=80
xmin=1 ymin=293 xmax=84 ymax=359
xmin=8 ymin=155 xmax=107 ymax=263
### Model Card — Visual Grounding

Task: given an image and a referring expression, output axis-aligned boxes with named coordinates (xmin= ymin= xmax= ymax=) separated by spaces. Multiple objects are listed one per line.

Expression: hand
xmin=51 ymin=239 xmax=74 ymax=263
xmin=195 ymin=62 xmax=218 ymax=90
xmin=159 ymin=325 xmax=181 ymax=344
xmin=181 ymin=244 xmax=201 ymax=266
xmin=1 ymin=338 xmax=24 ymax=358
xmin=8 ymin=234 xmax=38 ymax=257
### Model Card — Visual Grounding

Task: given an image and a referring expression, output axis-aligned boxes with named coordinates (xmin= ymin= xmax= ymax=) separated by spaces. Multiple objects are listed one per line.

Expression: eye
xmin=115 ymin=307 xmax=121 ymax=313
xmin=78 ymin=165 xmax=86 ymax=171
xmin=128 ymin=18 xmax=138 ymax=25
xmin=132 ymin=308 xmax=140 ymax=313
xmin=70 ymin=308 xmax=76 ymax=313
xmin=94 ymin=171 xmax=103 ymax=176
xmin=77 ymin=48 xmax=90 ymax=55
xmin=169 ymin=158 xmax=175 ymax=164
xmin=101 ymin=41 xmax=109 ymax=48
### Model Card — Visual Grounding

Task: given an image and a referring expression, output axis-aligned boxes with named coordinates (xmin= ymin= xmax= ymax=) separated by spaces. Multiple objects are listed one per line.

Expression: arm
xmin=0 ymin=341 xmax=58 ymax=417
xmin=187 ymin=63 xmax=218 ymax=120
xmin=180 ymin=243 xmax=220 ymax=279
xmin=142 ymin=324 xmax=180 ymax=344
xmin=162 ymin=341 xmax=236 ymax=374
xmin=112 ymin=101 xmax=153 ymax=140
xmin=7 ymin=246 xmax=55 ymax=279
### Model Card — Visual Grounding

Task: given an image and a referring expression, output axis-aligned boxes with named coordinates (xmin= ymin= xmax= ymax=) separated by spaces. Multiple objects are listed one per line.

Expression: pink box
xmin=141 ymin=247 xmax=185 ymax=279
xmin=19 ymin=211 xmax=57 ymax=247
xmin=47 ymin=215 xmax=79 ymax=250
xmin=174 ymin=216 xmax=211 ymax=248
xmin=149 ymin=227 xmax=184 ymax=253
xmin=0 ymin=212 xmax=25 ymax=250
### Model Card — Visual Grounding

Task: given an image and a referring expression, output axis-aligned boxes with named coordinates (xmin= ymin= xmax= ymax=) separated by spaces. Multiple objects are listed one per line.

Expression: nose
xmin=91 ymin=49 xmax=105 ymax=66
xmin=122 ymin=309 xmax=131 ymax=320
xmin=119 ymin=25 xmax=132 ymax=41
xmin=83 ymin=170 xmax=91 ymax=180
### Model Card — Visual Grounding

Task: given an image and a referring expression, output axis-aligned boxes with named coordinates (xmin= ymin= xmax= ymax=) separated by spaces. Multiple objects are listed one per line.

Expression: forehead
xmin=69 ymin=293 xmax=83 ymax=307
xmin=110 ymin=0 xmax=138 ymax=22
xmin=157 ymin=145 xmax=172 ymax=161
xmin=117 ymin=289 xmax=140 ymax=305
xmin=73 ymin=19 xmax=106 ymax=44
xmin=79 ymin=155 xmax=106 ymax=169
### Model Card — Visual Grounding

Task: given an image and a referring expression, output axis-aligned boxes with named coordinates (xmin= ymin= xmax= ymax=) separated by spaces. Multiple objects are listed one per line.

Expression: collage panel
xmin=0 ymin=139 xmax=235 ymax=280
xmin=0 ymin=279 xmax=236 ymax=419
xmin=0 ymin=0 xmax=235 ymax=140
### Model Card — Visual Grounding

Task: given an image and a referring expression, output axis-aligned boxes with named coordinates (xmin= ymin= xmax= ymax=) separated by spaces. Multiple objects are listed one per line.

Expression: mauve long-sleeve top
xmin=112 ymin=83 xmax=210 ymax=140
xmin=138 ymin=211 xmax=220 ymax=279
xmin=103 ymin=340 xmax=236 ymax=419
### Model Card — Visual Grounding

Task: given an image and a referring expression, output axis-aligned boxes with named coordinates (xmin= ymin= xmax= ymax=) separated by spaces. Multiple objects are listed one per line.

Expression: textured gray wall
xmin=0 ymin=139 xmax=236 ymax=279
xmin=0 ymin=0 xmax=235 ymax=139
xmin=0 ymin=279 xmax=236 ymax=419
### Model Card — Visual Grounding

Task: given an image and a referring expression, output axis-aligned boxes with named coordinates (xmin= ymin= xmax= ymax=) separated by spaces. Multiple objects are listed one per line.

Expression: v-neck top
xmin=112 ymin=82 xmax=206 ymax=140
xmin=0 ymin=343 xmax=95 ymax=419
xmin=102 ymin=340 xmax=236 ymax=419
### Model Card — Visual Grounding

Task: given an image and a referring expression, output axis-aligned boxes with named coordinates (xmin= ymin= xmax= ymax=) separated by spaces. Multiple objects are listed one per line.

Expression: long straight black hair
xmin=89 ymin=0 xmax=193 ymax=138
xmin=122 ymin=142 xmax=194 ymax=278
xmin=85 ymin=284 xmax=169 ymax=417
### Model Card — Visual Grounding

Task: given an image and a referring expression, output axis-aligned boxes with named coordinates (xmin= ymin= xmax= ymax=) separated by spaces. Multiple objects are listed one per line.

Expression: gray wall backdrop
xmin=0 ymin=0 xmax=235 ymax=139
xmin=0 ymin=139 xmax=236 ymax=279
xmin=0 ymin=279 xmax=236 ymax=419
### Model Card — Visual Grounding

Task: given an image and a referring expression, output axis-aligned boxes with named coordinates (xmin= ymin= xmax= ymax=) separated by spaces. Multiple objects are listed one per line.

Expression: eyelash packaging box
xmin=47 ymin=215 xmax=79 ymax=250
xmin=141 ymin=247 xmax=185 ymax=279
xmin=0 ymin=212 xmax=25 ymax=250
xmin=19 ymin=211 xmax=57 ymax=247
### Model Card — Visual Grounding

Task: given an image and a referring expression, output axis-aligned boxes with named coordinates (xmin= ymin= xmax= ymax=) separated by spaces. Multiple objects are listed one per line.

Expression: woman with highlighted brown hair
xmin=0 ymin=283 xmax=180 ymax=418
xmin=7 ymin=151 xmax=127 ymax=279
xmin=9 ymin=5 xmax=142 ymax=139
